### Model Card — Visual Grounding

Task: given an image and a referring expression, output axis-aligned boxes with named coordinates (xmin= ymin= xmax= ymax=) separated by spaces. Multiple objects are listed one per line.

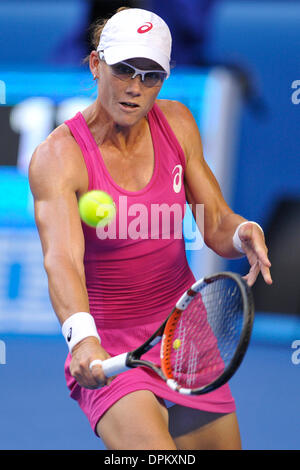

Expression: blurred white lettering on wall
xmin=0 ymin=340 xmax=5 ymax=364
xmin=0 ymin=80 xmax=6 ymax=104
xmin=291 ymin=80 xmax=300 ymax=104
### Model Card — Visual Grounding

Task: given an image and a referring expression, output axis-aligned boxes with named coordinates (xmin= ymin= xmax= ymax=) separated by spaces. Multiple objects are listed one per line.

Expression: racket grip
xmin=101 ymin=353 xmax=130 ymax=377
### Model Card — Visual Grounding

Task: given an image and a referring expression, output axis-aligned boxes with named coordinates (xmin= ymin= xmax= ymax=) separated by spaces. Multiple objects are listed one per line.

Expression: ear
xmin=89 ymin=51 xmax=100 ymax=80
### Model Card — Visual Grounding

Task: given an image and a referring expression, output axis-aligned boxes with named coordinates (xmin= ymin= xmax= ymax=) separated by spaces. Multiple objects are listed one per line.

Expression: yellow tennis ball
xmin=173 ymin=339 xmax=181 ymax=350
xmin=78 ymin=190 xmax=116 ymax=228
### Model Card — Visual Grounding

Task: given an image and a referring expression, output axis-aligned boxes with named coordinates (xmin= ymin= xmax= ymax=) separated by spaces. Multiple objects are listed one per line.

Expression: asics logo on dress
xmin=172 ymin=165 xmax=183 ymax=193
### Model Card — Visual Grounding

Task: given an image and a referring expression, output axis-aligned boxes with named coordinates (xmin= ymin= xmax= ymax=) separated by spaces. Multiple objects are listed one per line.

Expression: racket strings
xmin=168 ymin=278 xmax=244 ymax=389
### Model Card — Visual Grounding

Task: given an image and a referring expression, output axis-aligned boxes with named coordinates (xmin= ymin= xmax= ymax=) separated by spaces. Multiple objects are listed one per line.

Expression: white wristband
xmin=62 ymin=312 xmax=101 ymax=354
xmin=232 ymin=221 xmax=264 ymax=254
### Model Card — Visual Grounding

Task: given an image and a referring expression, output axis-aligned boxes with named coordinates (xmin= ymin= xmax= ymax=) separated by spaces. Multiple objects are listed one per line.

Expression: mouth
xmin=119 ymin=101 xmax=140 ymax=111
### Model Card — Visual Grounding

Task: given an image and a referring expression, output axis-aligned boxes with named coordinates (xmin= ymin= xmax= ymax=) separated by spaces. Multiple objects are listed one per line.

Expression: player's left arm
xmin=169 ymin=101 xmax=272 ymax=286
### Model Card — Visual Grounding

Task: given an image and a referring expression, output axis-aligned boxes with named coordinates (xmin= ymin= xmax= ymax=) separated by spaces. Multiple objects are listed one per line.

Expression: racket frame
xmin=100 ymin=272 xmax=255 ymax=395
xmin=160 ymin=272 xmax=255 ymax=394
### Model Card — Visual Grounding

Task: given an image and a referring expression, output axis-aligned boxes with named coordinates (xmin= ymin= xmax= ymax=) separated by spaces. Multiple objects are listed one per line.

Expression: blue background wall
xmin=206 ymin=1 xmax=300 ymax=305
xmin=206 ymin=2 xmax=300 ymax=223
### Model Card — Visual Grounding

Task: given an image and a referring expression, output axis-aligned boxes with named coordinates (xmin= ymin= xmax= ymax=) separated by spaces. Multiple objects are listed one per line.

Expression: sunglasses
xmin=108 ymin=61 xmax=168 ymax=88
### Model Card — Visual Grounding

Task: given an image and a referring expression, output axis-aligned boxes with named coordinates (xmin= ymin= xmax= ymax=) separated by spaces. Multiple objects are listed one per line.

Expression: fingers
xmin=89 ymin=359 xmax=104 ymax=384
xmin=69 ymin=339 xmax=113 ymax=389
xmin=70 ymin=359 xmax=106 ymax=389
xmin=259 ymin=259 xmax=273 ymax=285
xmin=89 ymin=361 xmax=115 ymax=387
xmin=239 ymin=223 xmax=273 ymax=286
xmin=253 ymin=244 xmax=271 ymax=268
xmin=89 ymin=359 xmax=107 ymax=387
xmin=243 ymin=259 xmax=273 ymax=287
xmin=250 ymin=248 xmax=272 ymax=285
xmin=89 ymin=359 xmax=103 ymax=370
xmin=242 ymin=261 xmax=260 ymax=287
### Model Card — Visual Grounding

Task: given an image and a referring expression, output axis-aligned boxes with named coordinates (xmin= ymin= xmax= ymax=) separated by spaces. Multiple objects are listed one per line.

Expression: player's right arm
xmin=29 ymin=126 xmax=111 ymax=388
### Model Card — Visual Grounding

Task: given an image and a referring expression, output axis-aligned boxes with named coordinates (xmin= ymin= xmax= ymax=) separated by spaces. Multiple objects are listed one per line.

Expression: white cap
xmin=97 ymin=8 xmax=172 ymax=77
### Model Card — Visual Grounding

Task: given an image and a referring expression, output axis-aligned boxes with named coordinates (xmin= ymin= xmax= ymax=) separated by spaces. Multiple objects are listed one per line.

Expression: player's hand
xmin=69 ymin=336 xmax=114 ymax=389
xmin=238 ymin=222 xmax=273 ymax=287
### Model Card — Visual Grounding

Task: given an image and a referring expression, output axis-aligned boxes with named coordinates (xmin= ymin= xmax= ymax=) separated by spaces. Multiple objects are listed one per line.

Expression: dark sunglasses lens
xmin=110 ymin=63 xmax=134 ymax=81
xmin=143 ymin=72 xmax=167 ymax=87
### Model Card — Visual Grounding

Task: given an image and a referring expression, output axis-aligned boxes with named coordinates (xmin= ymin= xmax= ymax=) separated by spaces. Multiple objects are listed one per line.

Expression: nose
xmin=125 ymin=75 xmax=143 ymax=96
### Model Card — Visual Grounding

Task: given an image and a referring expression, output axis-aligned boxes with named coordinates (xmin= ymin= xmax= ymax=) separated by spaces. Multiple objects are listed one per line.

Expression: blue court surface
xmin=0 ymin=313 xmax=299 ymax=450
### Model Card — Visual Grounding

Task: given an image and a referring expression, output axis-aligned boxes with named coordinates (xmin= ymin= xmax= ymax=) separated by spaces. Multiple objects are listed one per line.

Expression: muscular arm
xmin=29 ymin=130 xmax=89 ymax=323
xmin=29 ymin=127 xmax=111 ymax=387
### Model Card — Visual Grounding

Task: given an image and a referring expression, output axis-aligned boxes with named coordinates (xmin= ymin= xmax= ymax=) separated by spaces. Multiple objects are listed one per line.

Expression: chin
xmin=114 ymin=112 xmax=143 ymax=128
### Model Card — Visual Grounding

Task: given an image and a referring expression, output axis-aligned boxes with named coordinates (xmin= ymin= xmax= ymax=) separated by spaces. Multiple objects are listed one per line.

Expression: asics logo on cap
xmin=137 ymin=22 xmax=153 ymax=33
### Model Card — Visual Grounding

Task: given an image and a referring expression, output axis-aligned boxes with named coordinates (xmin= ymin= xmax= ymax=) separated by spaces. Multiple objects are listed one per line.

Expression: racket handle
xmin=100 ymin=352 xmax=131 ymax=377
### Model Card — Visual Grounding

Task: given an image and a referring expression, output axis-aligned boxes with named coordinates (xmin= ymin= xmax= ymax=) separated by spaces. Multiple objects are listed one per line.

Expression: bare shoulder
xmin=156 ymin=98 xmax=193 ymax=118
xmin=29 ymin=123 xmax=88 ymax=198
xmin=155 ymin=99 xmax=202 ymax=161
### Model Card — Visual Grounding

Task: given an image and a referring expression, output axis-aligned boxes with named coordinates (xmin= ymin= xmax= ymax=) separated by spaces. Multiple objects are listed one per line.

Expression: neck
xmin=83 ymin=99 xmax=148 ymax=152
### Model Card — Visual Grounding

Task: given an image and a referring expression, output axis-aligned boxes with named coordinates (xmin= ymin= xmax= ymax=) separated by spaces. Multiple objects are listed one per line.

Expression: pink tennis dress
xmin=64 ymin=102 xmax=235 ymax=436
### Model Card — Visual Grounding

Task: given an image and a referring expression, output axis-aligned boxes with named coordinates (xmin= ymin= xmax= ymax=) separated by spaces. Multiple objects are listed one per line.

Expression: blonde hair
xmin=83 ymin=7 xmax=130 ymax=64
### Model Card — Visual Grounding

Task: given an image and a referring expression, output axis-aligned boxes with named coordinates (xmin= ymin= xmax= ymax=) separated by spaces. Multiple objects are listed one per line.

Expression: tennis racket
xmin=90 ymin=272 xmax=254 ymax=395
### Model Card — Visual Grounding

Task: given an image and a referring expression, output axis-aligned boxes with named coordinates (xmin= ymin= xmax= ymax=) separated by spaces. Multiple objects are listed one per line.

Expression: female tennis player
xmin=29 ymin=7 xmax=272 ymax=450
